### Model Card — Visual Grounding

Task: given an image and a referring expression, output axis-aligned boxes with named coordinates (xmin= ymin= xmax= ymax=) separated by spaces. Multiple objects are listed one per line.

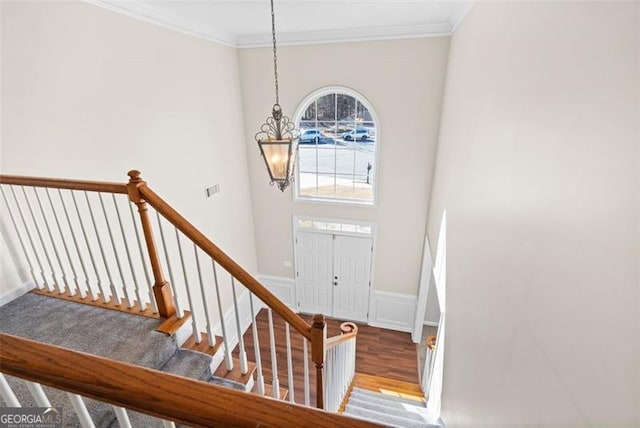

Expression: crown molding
xmin=86 ymin=0 xmax=469 ymax=49
xmin=236 ymin=22 xmax=453 ymax=49
xmin=85 ymin=0 xmax=237 ymax=47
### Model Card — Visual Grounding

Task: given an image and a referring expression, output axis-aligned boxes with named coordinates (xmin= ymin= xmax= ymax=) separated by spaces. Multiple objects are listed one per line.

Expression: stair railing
xmin=0 ymin=170 xmax=358 ymax=410
xmin=0 ymin=174 xmax=169 ymax=317
xmin=126 ymin=170 xmax=329 ymax=407
xmin=0 ymin=333 xmax=379 ymax=427
xmin=324 ymin=322 xmax=358 ymax=412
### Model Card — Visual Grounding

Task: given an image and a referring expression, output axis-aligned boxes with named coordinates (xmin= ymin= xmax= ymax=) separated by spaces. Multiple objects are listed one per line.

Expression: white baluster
xmin=128 ymin=202 xmax=157 ymax=313
xmin=113 ymin=406 xmax=133 ymax=428
xmin=341 ymin=345 xmax=346 ymax=396
xmin=0 ymin=373 xmax=20 ymax=406
xmin=99 ymin=193 xmax=131 ymax=307
xmin=156 ymin=212 xmax=183 ymax=318
xmin=351 ymin=339 xmax=356 ymax=383
xmin=193 ymin=246 xmax=215 ymax=347
xmin=0 ymin=186 xmax=39 ymax=287
xmin=112 ymin=195 xmax=140 ymax=308
xmin=71 ymin=191 xmax=102 ymax=301
xmin=325 ymin=349 xmax=330 ymax=411
xmin=33 ymin=188 xmax=68 ymax=294
xmin=45 ymin=189 xmax=80 ymax=296
xmin=175 ymin=230 xmax=200 ymax=342
xmin=267 ymin=308 xmax=279 ymax=399
xmin=22 ymin=187 xmax=57 ymax=291
xmin=231 ymin=278 xmax=248 ymax=374
xmin=212 ymin=262 xmax=232 ymax=371
xmin=303 ymin=338 xmax=310 ymax=406
xmin=58 ymin=189 xmax=89 ymax=299
xmin=285 ymin=323 xmax=294 ymax=403
xmin=335 ymin=347 xmax=340 ymax=408
xmin=86 ymin=192 xmax=119 ymax=305
xmin=26 ymin=381 xmax=51 ymax=407
xmin=249 ymin=293 xmax=265 ymax=395
xmin=9 ymin=186 xmax=48 ymax=289
xmin=67 ymin=393 xmax=96 ymax=428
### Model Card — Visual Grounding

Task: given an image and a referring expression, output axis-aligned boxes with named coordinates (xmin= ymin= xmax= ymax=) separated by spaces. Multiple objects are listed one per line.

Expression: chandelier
xmin=255 ymin=0 xmax=299 ymax=192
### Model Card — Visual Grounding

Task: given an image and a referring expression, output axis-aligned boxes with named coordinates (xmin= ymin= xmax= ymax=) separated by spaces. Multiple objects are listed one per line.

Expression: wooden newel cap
xmin=127 ymin=170 xmax=142 ymax=183
xmin=312 ymin=314 xmax=325 ymax=328
xmin=340 ymin=322 xmax=358 ymax=335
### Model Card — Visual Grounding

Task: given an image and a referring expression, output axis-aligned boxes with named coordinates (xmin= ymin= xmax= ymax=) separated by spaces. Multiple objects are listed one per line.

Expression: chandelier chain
xmin=270 ymin=0 xmax=279 ymax=105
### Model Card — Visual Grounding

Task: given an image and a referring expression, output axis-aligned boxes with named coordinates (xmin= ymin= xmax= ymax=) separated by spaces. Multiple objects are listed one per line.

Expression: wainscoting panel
xmin=257 ymin=275 xmax=296 ymax=310
xmin=368 ymin=291 xmax=416 ymax=333
xmin=257 ymin=275 xmax=416 ymax=333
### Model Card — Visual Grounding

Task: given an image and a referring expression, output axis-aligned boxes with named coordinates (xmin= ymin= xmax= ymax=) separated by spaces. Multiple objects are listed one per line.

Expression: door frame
xmin=292 ymin=215 xmax=377 ymax=323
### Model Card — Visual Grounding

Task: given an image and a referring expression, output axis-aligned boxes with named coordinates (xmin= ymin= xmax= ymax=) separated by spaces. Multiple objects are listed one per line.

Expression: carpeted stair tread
xmin=0 ymin=293 xmax=178 ymax=369
xmin=160 ymin=349 xmax=212 ymax=381
xmin=349 ymin=391 xmax=424 ymax=412
xmin=350 ymin=387 xmax=425 ymax=407
xmin=347 ymin=396 xmax=429 ymax=424
xmin=208 ymin=375 xmax=247 ymax=391
xmin=0 ymin=293 xmax=199 ymax=428
xmin=345 ymin=404 xmax=435 ymax=428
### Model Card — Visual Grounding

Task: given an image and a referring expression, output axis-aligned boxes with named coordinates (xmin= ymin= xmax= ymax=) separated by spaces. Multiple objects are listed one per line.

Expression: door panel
xmin=332 ymin=236 xmax=372 ymax=322
xmin=296 ymin=232 xmax=333 ymax=314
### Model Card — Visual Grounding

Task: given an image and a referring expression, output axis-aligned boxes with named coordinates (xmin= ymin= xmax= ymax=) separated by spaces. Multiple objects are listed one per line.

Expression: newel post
xmin=310 ymin=314 xmax=327 ymax=410
xmin=126 ymin=170 xmax=176 ymax=318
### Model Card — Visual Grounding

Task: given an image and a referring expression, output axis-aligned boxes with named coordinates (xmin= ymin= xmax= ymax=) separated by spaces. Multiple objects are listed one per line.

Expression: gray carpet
xmin=0 ymin=293 xmax=177 ymax=368
xmin=344 ymin=387 xmax=442 ymax=428
xmin=0 ymin=293 xmax=241 ymax=427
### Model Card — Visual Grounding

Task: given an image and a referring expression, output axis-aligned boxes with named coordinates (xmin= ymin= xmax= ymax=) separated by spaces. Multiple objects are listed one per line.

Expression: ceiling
xmin=89 ymin=0 xmax=472 ymax=48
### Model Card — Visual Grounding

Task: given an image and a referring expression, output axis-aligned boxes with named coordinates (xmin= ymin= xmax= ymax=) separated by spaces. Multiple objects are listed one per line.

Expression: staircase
xmin=0 ymin=292 xmax=247 ymax=427
xmin=335 ymin=373 xmax=441 ymax=428
xmin=0 ymin=171 xmax=439 ymax=427
xmin=344 ymin=388 xmax=433 ymax=428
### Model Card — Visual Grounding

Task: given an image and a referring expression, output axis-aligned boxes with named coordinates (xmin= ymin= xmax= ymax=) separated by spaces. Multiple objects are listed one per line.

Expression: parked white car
xmin=341 ymin=128 xmax=371 ymax=141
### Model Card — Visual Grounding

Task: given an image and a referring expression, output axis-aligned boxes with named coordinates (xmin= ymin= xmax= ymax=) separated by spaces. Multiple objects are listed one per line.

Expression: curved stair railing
xmin=0 ymin=170 xmax=360 ymax=413
xmin=324 ymin=322 xmax=358 ymax=412
xmin=0 ymin=333 xmax=379 ymax=427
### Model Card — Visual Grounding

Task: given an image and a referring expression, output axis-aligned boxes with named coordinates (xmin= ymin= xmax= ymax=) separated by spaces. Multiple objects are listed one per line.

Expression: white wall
xmin=238 ymin=38 xmax=450 ymax=296
xmin=0 ymin=2 xmax=258 ymax=302
xmin=428 ymin=2 xmax=639 ymax=426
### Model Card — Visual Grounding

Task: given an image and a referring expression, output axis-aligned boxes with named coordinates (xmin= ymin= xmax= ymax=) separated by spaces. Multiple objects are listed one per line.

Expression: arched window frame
xmin=293 ymin=86 xmax=380 ymax=206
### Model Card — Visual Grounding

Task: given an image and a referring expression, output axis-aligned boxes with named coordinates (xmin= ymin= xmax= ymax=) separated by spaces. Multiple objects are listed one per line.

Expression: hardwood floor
xmin=233 ymin=309 xmax=419 ymax=406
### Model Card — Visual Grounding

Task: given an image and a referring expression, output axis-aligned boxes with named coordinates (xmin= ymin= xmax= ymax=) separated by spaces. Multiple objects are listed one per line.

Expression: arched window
xmin=294 ymin=87 xmax=379 ymax=204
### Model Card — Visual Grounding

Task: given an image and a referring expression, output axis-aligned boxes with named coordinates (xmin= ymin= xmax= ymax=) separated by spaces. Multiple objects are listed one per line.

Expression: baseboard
xmin=423 ymin=321 xmax=440 ymax=327
xmin=0 ymin=281 xmax=36 ymax=307
xmin=368 ymin=290 xmax=416 ymax=333
xmin=257 ymin=274 xmax=296 ymax=310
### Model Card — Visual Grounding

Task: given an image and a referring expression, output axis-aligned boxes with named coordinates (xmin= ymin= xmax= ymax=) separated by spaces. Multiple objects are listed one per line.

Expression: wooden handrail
xmin=0 ymin=333 xmax=380 ymax=428
xmin=0 ymin=174 xmax=128 ymax=194
xmin=326 ymin=322 xmax=358 ymax=350
xmin=129 ymin=171 xmax=312 ymax=340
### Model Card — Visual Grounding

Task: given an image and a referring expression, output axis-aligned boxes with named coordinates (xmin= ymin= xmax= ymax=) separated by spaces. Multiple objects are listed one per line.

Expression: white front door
xmin=295 ymin=232 xmax=372 ymax=322
xmin=296 ymin=232 xmax=334 ymax=315
xmin=332 ymin=235 xmax=372 ymax=322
